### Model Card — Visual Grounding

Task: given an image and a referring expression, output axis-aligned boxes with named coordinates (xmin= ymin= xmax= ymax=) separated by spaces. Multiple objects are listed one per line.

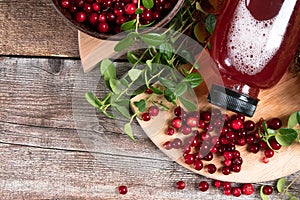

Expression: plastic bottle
xmin=208 ymin=0 xmax=300 ymax=116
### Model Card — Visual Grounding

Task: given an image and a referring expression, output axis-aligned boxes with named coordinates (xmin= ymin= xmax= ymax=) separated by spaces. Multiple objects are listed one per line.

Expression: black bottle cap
xmin=208 ymin=84 xmax=258 ymax=117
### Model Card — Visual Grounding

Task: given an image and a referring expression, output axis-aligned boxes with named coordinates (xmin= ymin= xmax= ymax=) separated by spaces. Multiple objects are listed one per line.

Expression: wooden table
xmin=0 ymin=1 xmax=299 ymax=199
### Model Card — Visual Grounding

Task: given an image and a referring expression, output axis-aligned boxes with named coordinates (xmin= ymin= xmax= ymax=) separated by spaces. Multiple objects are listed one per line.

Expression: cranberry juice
xmin=208 ymin=0 xmax=300 ymax=116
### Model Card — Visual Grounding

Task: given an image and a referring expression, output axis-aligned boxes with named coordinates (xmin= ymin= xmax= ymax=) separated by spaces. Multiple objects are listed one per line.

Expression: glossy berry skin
xmin=176 ymin=181 xmax=185 ymax=190
xmin=230 ymin=119 xmax=244 ymax=130
xmin=172 ymin=117 xmax=182 ymax=129
xmin=263 ymin=185 xmax=273 ymax=195
xmin=171 ymin=138 xmax=182 ymax=149
xmin=222 ymin=166 xmax=231 ymax=175
xmin=118 ymin=185 xmax=128 ymax=195
xmin=194 ymin=160 xmax=204 ymax=171
xmin=124 ymin=3 xmax=136 ymax=15
xmin=166 ymin=127 xmax=175 ymax=136
xmin=213 ymin=180 xmax=222 ymax=188
xmin=61 ymin=0 xmax=71 ymax=8
xmin=97 ymin=22 xmax=109 ymax=33
xmin=269 ymin=138 xmax=282 ymax=150
xmin=186 ymin=116 xmax=199 ymax=127
xmin=242 ymin=183 xmax=254 ymax=195
xmin=148 ymin=106 xmax=159 ymax=117
xmin=207 ymin=164 xmax=217 ymax=174
xmin=75 ymin=12 xmax=86 ymax=22
xmin=264 ymin=149 xmax=275 ymax=158
xmin=232 ymin=187 xmax=242 ymax=197
xmin=223 ymin=182 xmax=231 ymax=190
xmin=173 ymin=106 xmax=182 ymax=116
xmin=163 ymin=141 xmax=172 ymax=150
xmin=184 ymin=154 xmax=195 ymax=165
xmin=268 ymin=118 xmax=282 ymax=130
xmin=198 ymin=181 xmax=209 ymax=192
xmin=141 ymin=113 xmax=151 ymax=121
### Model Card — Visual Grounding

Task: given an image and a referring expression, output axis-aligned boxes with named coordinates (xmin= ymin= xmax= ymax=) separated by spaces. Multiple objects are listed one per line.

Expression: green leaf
xmin=100 ymin=58 xmax=116 ymax=79
xmin=124 ymin=123 xmax=136 ymax=142
xmin=184 ymin=73 xmax=203 ymax=88
xmin=114 ymin=105 xmax=131 ymax=119
xmin=146 ymin=60 xmax=152 ymax=71
xmin=109 ymin=78 xmax=122 ymax=94
xmin=159 ymin=42 xmax=173 ymax=60
xmin=288 ymin=111 xmax=300 ymax=128
xmin=178 ymin=96 xmax=197 ymax=111
xmin=158 ymin=77 xmax=175 ymax=89
xmin=85 ymin=92 xmax=102 ymax=108
xmin=140 ymin=33 xmax=165 ymax=46
xmin=127 ymin=51 xmax=138 ymax=64
xmin=128 ymin=69 xmax=142 ymax=81
xmin=133 ymin=99 xmax=146 ymax=112
xmin=135 ymin=8 xmax=143 ymax=14
xmin=149 ymin=86 xmax=163 ymax=94
xmin=111 ymin=99 xmax=130 ymax=107
xmin=260 ymin=186 xmax=269 ymax=200
xmin=121 ymin=19 xmax=137 ymax=31
xmin=164 ymin=88 xmax=176 ymax=104
xmin=205 ymin=14 xmax=217 ymax=34
xmin=142 ymin=0 xmax=154 ymax=9
xmin=277 ymin=178 xmax=287 ymax=193
xmin=114 ymin=36 xmax=135 ymax=52
xmin=174 ymin=82 xmax=188 ymax=97
xmin=275 ymin=128 xmax=298 ymax=146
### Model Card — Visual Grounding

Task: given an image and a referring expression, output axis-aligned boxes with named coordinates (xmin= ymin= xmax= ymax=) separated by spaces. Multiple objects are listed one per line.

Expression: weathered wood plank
xmin=0 ymin=1 xmax=79 ymax=57
xmin=1 ymin=143 xmax=299 ymax=200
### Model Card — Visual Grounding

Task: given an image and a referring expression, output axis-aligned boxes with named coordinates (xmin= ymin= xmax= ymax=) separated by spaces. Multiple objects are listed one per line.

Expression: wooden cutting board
xmin=78 ymin=31 xmax=300 ymax=183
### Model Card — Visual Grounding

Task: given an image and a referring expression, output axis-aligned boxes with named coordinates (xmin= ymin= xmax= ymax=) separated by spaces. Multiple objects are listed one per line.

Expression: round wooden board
xmin=78 ymin=31 xmax=300 ymax=183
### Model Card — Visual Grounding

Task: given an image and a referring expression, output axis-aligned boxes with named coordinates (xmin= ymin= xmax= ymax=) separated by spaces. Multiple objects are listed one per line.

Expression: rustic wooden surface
xmin=0 ymin=1 xmax=300 ymax=200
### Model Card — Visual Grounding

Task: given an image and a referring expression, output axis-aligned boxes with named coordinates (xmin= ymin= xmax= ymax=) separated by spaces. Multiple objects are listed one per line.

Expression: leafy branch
xmin=85 ymin=0 xmax=204 ymax=141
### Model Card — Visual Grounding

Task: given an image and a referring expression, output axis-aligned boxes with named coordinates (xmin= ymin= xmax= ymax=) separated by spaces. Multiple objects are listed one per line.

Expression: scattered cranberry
xmin=194 ymin=160 xmax=204 ymax=171
xmin=264 ymin=149 xmax=275 ymax=158
xmin=184 ymin=154 xmax=195 ymax=165
xmin=230 ymin=119 xmax=244 ymax=130
xmin=148 ymin=106 xmax=159 ymax=117
xmin=224 ymin=189 xmax=231 ymax=196
xmin=145 ymin=88 xmax=153 ymax=94
xmin=118 ymin=185 xmax=128 ymax=195
xmin=97 ymin=22 xmax=109 ymax=33
xmin=198 ymin=181 xmax=209 ymax=192
xmin=262 ymin=156 xmax=269 ymax=164
xmin=163 ymin=141 xmax=172 ymax=150
xmin=124 ymin=3 xmax=136 ymax=15
xmin=223 ymin=182 xmax=231 ymax=190
xmin=75 ymin=11 xmax=86 ymax=22
xmin=268 ymin=118 xmax=282 ymax=130
xmin=166 ymin=127 xmax=175 ymax=136
xmin=213 ymin=180 xmax=222 ymax=188
xmin=232 ymin=187 xmax=242 ymax=197
xmin=141 ymin=112 xmax=151 ymax=121
xmin=262 ymin=185 xmax=273 ymax=195
xmin=172 ymin=117 xmax=182 ymax=129
xmin=222 ymin=166 xmax=231 ymax=175
xmin=207 ymin=164 xmax=217 ymax=174
xmin=174 ymin=106 xmax=182 ymax=116
xmin=269 ymin=138 xmax=282 ymax=150
xmin=176 ymin=181 xmax=185 ymax=190
xmin=171 ymin=138 xmax=182 ymax=149
xmin=61 ymin=0 xmax=71 ymax=8
xmin=242 ymin=183 xmax=254 ymax=195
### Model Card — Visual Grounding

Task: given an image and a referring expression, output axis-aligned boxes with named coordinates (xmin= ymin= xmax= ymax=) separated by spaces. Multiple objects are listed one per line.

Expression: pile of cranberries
xmin=59 ymin=0 xmax=177 ymax=34
xmin=160 ymin=106 xmax=283 ymax=176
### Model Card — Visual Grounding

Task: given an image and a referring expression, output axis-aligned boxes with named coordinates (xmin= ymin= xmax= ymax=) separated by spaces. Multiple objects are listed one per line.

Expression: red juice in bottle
xmin=208 ymin=0 xmax=300 ymax=116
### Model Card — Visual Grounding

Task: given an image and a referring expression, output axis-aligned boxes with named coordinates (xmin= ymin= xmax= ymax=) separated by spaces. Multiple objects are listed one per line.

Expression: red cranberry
xmin=244 ymin=120 xmax=256 ymax=131
xmin=231 ymin=164 xmax=241 ymax=172
xmin=118 ymin=185 xmax=128 ymax=195
xmin=176 ymin=181 xmax=185 ymax=190
xmin=232 ymin=187 xmax=242 ymax=197
xmin=182 ymin=145 xmax=191 ymax=154
xmin=101 ymin=0 xmax=112 ymax=8
xmin=172 ymin=117 xmax=182 ymax=129
xmin=163 ymin=141 xmax=172 ymax=150
xmin=268 ymin=118 xmax=282 ymax=130
xmin=124 ymin=3 xmax=136 ymax=15
xmin=222 ymin=166 xmax=231 ymax=175
xmin=180 ymin=125 xmax=192 ymax=135
xmin=141 ymin=113 xmax=151 ymax=121
xmin=140 ymin=10 xmax=152 ymax=21
xmin=232 ymin=156 xmax=243 ymax=165
xmin=98 ymin=12 xmax=107 ymax=22
xmin=237 ymin=137 xmax=247 ymax=146
xmin=166 ymin=127 xmax=175 ymax=136
xmin=262 ymin=156 xmax=269 ymax=163
xmin=269 ymin=138 xmax=281 ymax=150
xmin=194 ymin=160 xmax=204 ymax=171
xmin=75 ymin=0 xmax=84 ymax=7
xmin=232 ymin=150 xmax=241 ymax=158
xmin=223 ymin=182 xmax=231 ymax=190
xmin=88 ymin=13 xmax=98 ymax=25
xmin=114 ymin=7 xmax=124 ymax=16
xmin=224 ymin=189 xmax=231 ymax=196
xmin=83 ymin=3 xmax=93 ymax=13
xmin=60 ymin=0 xmax=71 ymax=8
xmin=242 ymin=183 xmax=254 ymax=195
xmin=68 ymin=5 xmax=77 ymax=13
xmin=145 ymin=88 xmax=153 ymax=94
xmin=186 ymin=116 xmax=199 ymax=127
xmin=97 ymin=22 xmax=109 ymax=33
xmin=106 ymin=12 xmax=116 ymax=22
xmin=198 ymin=181 xmax=209 ymax=192
xmin=92 ymin=2 xmax=101 ymax=11
xmin=207 ymin=164 xmax=217 ymax=174
xmin=264 ymin=148 xmax=275 ymax=158
xmin=248 ymin=143 xmax=260 ymax=153
xmin=184 ymin=154 xmax=195 ymax=165
xmin=148 ymin=106 xmax=159 ymax=117
xmin=201 ymin=111 xmax=211 ymax=121
xmin=198 ymin=120 xmax=206 ymax=129
xmin=75 ymin=12 xmax=86 ymax=22
xmin=171 ymin=138 xmax=182 ymax=149
xmin=174 ymin=106 xmax=182 ymax=116
xmin=203 ymin=152 xmax=213 ymax=161
xmin=213 ymin=180 xmax=222 ymax=188
xmin=263 ymin=185 xmax=273 ymax=195
xmin=224 ymin=159 xmax=232 ymax=167
xmin=246 ymin=134 xmax=256 ymax=144
xmin=230 ymin=119 xmax=244 ymax=130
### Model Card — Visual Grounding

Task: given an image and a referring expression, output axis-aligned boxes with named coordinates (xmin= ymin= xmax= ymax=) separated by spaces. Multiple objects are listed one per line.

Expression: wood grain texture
xmin=0 ymin=0 xmax=79 ymax=57
xmin=0 ymin=57 xmax=299 ymax=199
